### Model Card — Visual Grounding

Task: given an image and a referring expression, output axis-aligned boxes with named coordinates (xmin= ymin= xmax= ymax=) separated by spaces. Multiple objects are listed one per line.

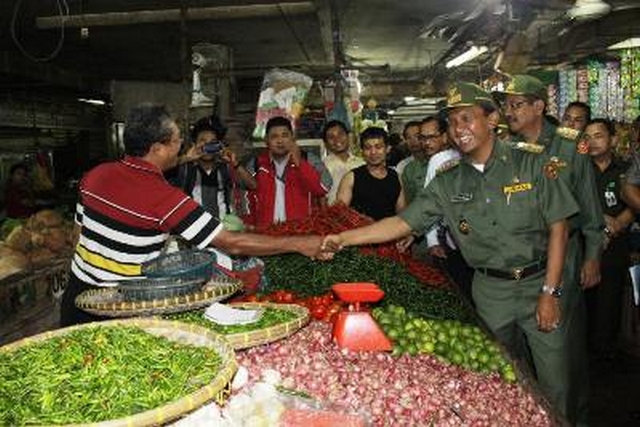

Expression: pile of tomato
xmin=232 ymin=290 xmax=345 ymax=322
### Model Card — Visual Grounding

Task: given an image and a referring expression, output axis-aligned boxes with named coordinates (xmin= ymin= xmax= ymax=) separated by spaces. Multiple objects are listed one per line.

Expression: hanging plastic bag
xmin=253 ymin=69 xmax=313 ymax=139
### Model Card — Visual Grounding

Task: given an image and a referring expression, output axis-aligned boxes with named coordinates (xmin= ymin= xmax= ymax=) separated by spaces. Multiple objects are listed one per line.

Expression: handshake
xmin=297 ymin=234 xmax=346 ymax=261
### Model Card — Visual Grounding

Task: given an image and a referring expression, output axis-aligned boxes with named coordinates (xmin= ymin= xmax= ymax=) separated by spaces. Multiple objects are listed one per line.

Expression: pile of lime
xmin=373 ymin=305 xmax=517 ymax=382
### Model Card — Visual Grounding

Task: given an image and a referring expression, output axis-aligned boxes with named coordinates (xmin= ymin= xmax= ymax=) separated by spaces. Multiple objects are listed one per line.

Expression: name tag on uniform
xmin=503 ymin=182 xmax=533 ymax=196
xmin=451 ymin=193 xmax=473 ymax=203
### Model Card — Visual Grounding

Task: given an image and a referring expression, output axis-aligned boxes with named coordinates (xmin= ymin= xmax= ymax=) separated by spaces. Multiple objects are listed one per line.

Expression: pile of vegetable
xmin=233 ymin=290 xmax=343 ymax=322
xmin=372 ymin=305 xmax=516 ymax=381
xmin=263 ymin=249 xmax=475 ymax=324
xmin=237 ymin=322 xmax=554 ymax=427
xmin=0 ymin=326 xmax=223 ymax=425
xmin=0 ymin=209 xmax=74 ymax=280
xmin=259 ymin=203 xmax=450 ymax=288
xmin=167 ymin=307 xmax=299 ymax=335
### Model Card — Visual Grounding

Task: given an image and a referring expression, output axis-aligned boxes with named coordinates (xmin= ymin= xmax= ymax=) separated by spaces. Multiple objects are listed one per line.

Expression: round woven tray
xmin=166 ymin=302 xmax=310 ymax=350
xmin=217 ymin=302 xmax=310 ymax=350
xmin=75 ymin=276 xmax=242 ymax=317
xmin=0 ymin=317 xmax=238 ymax=427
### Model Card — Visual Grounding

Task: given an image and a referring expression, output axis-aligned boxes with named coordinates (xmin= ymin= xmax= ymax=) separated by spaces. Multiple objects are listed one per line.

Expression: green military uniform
xmin=400 ymin=138 xmax=579 ymax=420
xmin=401 ymin=157 xmax=429 ymax=203
xmin=494 ymin=75 xmax=605 ymax=426
xmin=399 ymin=82 xmax=581 ymax=422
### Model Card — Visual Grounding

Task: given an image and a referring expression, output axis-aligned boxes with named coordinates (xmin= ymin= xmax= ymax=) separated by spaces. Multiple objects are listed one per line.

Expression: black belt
xmin=476 ymin=259 xmax=546 ymax=281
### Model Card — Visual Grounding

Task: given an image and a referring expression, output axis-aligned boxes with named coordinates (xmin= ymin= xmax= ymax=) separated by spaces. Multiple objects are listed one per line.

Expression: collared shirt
xmin=424 ymin=149 xmax=462 ymax=188
xmin=594 ymin=156 xmax=630 ymax=217
xmin=72 ymin=156 xmax=222 ymax=286
xmin=423 ymin=148 xmax=461 ymax=249
xmin=510 ymin=119 xmax=604 ymax=261
xmin=323 ymin=152 xmax=365 ymax=203
xmin=400 ymin=140 xmax=578 ymax=270
xmin=395 ymin=155 xmax=414 ymax=177
xmin=401 ymin=157 xmax=429 ymax=204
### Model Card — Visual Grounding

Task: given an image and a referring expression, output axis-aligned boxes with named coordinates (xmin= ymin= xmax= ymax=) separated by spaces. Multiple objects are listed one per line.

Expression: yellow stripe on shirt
xmin=75 ymin=245 xmax=142 ymax=277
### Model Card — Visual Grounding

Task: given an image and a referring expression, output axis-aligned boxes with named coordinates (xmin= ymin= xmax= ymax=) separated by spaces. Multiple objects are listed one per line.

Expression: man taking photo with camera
xmin=167 ymin=115 xmax=256 ymax=220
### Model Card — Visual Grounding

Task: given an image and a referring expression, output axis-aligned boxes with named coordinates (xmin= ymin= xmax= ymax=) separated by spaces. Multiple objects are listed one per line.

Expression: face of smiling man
xmin=447 ymin=105 xmax=498 ymax=164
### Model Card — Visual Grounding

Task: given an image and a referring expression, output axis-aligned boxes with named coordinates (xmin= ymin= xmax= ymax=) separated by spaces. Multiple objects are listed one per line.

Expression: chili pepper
xmin=0 ymin=326 xmax=223 ymax=425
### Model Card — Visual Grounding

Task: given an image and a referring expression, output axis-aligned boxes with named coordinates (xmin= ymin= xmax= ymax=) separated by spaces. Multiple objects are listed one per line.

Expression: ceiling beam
xmin=36 ymin=2 xmax=316 ymax=29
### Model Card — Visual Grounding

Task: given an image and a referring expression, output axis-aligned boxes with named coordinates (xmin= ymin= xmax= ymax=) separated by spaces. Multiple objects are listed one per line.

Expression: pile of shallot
xmin=237 ymin=322 xmax=556 ymax=427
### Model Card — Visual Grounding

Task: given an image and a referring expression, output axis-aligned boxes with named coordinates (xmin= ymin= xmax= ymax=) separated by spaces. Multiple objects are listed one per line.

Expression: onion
xmin=235 ymin=322 xmax=554 ymax=427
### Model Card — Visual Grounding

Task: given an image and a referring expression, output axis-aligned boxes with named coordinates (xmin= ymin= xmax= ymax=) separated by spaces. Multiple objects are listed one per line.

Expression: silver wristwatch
xmin=540 ymin=284 xmax=563 ymax=298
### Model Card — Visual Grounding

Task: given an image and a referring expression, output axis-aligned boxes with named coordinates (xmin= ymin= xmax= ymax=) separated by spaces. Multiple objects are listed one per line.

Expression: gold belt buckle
xmin=513 ymin=268 xmax=524 ymax=281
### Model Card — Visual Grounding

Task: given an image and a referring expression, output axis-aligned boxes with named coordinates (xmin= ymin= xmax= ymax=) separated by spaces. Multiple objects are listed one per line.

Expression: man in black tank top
xmin=335 ymin=126 xmax=406 ymax=220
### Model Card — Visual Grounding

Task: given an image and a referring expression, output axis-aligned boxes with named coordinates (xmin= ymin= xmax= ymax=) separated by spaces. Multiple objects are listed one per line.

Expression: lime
xmin=387 ymin=328 xmax=400 ymax=340
xmin=421 ymin=341 xmax=435 ymax=353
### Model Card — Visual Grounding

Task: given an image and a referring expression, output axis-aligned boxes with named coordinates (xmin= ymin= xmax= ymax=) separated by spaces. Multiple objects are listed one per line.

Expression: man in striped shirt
xmin=62 ymin=104 xmax=328 ymax=326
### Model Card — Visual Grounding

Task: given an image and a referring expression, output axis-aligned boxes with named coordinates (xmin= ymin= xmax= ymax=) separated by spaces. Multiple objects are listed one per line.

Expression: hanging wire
xmin=10 ymin=0 xmax=69 ymax=62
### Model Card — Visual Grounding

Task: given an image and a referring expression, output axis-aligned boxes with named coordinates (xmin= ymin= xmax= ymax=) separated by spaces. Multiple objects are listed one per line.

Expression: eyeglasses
xmin=417 ymin=133 xmax=442 ymax=143
xmin=502 ymin=100 xmax=530 ymax=111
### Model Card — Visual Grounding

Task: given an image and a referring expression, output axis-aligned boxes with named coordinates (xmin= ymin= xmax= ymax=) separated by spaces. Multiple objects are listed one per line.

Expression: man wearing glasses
xmin=494 ymin=75 xmax=604 ymax=427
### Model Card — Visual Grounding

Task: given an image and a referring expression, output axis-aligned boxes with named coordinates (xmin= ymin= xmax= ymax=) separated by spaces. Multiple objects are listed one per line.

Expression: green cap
xmin=493 ymin=74 xmax=547 ymax=103
xmin=442 ymin=82 xmax=496 ymax=111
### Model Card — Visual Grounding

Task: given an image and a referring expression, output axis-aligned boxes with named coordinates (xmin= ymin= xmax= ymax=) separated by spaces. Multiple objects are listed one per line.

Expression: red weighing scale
xmin=331 ymin=282 xmax=393 ymax=351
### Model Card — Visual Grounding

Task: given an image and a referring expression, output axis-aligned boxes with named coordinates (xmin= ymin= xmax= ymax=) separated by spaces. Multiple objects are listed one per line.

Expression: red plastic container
xmin=331 ymin=282 xmax=385 ymax=304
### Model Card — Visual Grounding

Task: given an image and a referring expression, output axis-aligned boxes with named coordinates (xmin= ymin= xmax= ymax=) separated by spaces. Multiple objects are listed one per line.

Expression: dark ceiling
xmin=1 ymin=0 xmax=639 ymax=99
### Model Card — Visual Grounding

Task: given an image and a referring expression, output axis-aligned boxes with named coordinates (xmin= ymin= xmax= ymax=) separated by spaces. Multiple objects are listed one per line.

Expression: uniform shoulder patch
xmin=576 ymin=138 xmax=589 ymax=154
xmin=509 ymin=141 xmax=545 ymax=154
xmin=556 ymin=126 xmax=580 ymax=140
xmin=436 ymin=159 xmax=460 ymax=175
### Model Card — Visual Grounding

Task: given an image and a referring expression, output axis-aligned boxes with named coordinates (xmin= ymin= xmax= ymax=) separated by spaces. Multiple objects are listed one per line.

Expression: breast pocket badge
xmin=458 ymin=219 xmax=471 ymax=235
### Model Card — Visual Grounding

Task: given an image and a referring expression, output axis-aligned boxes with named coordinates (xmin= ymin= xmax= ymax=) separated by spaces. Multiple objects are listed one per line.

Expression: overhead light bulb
xmin=608 ymin=38 xmax=640 ymax=50
xmin=78 ymin=98 xmax=106 ymax=106
xmin=567 ymin=0 xmax=611 ymax=21
xmin=446 ymin=45 xmax=488 ymax=69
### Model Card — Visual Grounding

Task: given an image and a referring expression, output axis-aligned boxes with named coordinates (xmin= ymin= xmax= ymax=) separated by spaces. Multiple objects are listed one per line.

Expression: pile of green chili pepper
xmin=263 ymin=249 xmax=476 ymax=324
xmin=166 ymin=307 xmax=299 ymax=334
xmin=0 ymin=326 xmax=223 ymax=425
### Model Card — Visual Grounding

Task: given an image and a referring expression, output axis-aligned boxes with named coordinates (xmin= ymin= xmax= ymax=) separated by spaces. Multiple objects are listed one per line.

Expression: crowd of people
xmin=58 ymin=74 xmax=640 ymax=426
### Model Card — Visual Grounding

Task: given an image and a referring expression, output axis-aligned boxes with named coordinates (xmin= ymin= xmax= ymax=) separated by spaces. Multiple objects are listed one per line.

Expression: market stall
xmin=0 ymin=209 xmax=74 ymax=345
xmin=0 ymin=205 xmax=567 ymax=426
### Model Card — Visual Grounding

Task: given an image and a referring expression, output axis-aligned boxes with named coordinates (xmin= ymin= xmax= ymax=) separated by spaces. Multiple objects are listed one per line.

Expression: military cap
xmin=493 ymin=74 xmax=548 ymax=103
xmin=442 ymin=82 xmax=496 ymax=111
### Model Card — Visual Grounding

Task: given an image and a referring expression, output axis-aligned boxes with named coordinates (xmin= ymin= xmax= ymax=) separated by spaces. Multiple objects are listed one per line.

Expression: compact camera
xmin=202 ymin=141 xmax=224 ymax=155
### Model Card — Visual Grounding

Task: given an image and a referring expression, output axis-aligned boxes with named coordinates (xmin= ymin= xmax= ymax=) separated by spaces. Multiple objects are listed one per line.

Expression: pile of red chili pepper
xmin=259 ymin=204 xmax=449 ymax=289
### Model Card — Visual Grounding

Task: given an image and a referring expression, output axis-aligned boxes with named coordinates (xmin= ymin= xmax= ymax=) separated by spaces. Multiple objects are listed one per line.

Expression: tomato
xmin=311 ymin=305 xmax=327 ymax=320
xmin=244 ymin=294 xmax=259 ymax=302
xmin=280 ymin=291 xmax=294 ymax=303
xmin=309 ymin=296 xmax=322 ymax=307
xmin=320 ymin=293 xmax=334 ymax=306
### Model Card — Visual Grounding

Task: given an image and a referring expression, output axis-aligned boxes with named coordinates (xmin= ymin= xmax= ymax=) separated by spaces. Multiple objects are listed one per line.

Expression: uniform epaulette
xmin=509 ymin=141 xmax=545 ymax=154
xmin=556 ymin=126 xmax=580 ymax=140
xmin=436 ymin=159 xmax=460 ymax=175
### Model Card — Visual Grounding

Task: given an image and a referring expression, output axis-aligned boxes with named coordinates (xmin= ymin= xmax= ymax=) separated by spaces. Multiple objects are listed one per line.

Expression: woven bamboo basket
xmin=225 ymin=302 xmax=310 ymax=349
xmin=167 ymin=302 xmax=310 ymax=350
xmin=75 ymin=276 xmax=242 ymax=317
xmin=0 ymin=317 xmax=238 ymax=427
